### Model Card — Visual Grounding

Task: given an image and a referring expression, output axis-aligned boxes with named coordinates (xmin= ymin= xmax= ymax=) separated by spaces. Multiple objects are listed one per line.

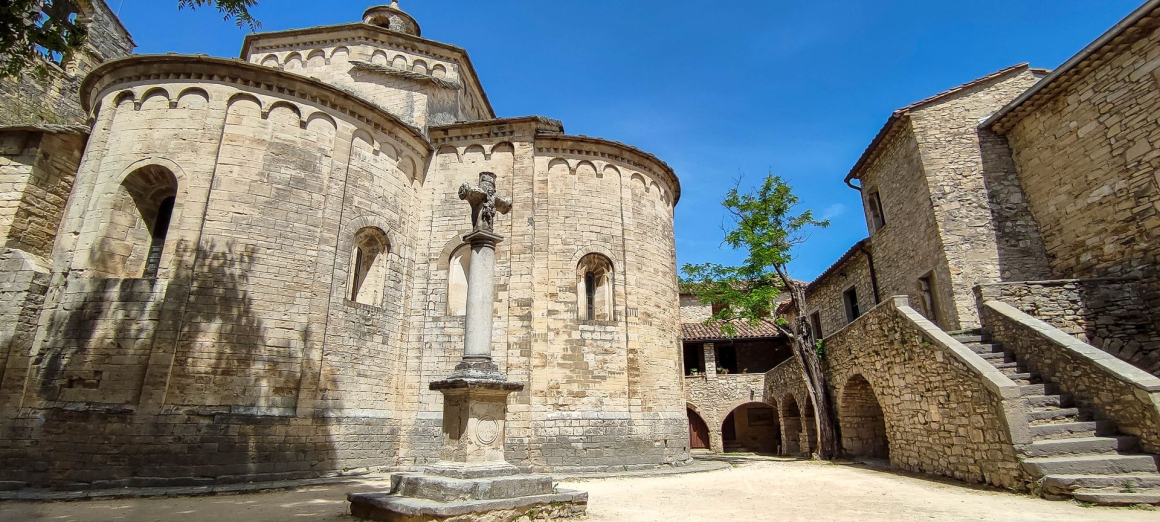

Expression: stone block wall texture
xmin=857 ymin=68 xmax=1051 ymax=331
xmin=1000 ymin=21 xmax=1160 ymax=359
xmin=768 ymin=298 xmax=1028 ymax=487
xmin=242 ymin=28 xmax=490 ymax=131
xmin=977 ymin=279 xmax=1160 ymax=375
xmin=981 ymin=301 xmax=1160 ymax=454
xmin=762 ymin=357 xmax=813 ymax=457
xmin=0 ymin=13 xmax=689 ymax=486
xmin=683 ymin=364 xmax=767 ymax=452
xmin=799 ymin=247 xmax=876 ymax=339
xmin=0 ymin=0 xmax=133 ymax=125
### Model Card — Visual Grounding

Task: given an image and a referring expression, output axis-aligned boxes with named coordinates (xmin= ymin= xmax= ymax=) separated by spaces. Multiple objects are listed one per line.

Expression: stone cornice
xmin=79 ymin=54 xmax=432 ymax=156
xmin=429 ymin=116 xmax=563 ymax=144
xmin=239 ymin=23 xmax=495 ymax=119
xmin=535 ymin=134 xmax=681 ymax=205
xmin=350 ymin=60 xmax=460 ymax=90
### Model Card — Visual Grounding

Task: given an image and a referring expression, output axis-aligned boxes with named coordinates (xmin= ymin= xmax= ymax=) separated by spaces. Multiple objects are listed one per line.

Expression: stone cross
xmin=458 ymin=172 xmax=511 ymax=233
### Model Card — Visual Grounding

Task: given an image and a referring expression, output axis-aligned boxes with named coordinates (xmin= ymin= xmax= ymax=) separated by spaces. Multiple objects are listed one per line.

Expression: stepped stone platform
xmin=348 ymin=473 xmax=587 ymax=521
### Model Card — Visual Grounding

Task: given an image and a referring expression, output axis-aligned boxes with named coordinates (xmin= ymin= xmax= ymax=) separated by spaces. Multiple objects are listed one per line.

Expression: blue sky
xmin=111 ymin=0 xmax=1142 ymax=281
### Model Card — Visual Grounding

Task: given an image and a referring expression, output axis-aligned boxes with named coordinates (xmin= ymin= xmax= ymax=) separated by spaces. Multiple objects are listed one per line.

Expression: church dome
xmin=363 ymin=1 xmax=421 ymax=37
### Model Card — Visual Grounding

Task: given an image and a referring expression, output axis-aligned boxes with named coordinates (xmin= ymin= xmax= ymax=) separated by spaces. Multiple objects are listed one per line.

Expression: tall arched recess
xmin=839 ymin=374 xmax=889 ymax=459
xmin=722 ymin=402 xmax=779 ymax=454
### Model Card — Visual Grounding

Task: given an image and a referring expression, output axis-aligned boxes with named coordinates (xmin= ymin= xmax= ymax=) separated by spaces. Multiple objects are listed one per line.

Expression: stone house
xmin=678 ymin=292 xmax=790 ymax=454
xmin=0 ymin=2 xmax=690 ymax=488
xmin=761 ymin=0 xmax=1160 ymax=505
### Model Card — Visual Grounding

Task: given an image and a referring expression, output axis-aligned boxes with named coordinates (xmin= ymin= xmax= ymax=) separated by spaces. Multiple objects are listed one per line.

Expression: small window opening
xmin=843 ymin=287 xmax=861 ymax=324
xmin=142 ymin=196 xmax=174 ymax=278
xmin=918 ymin=273 xmax=941 ymax=327
xmin=868 ymin=191 xmax=886 ymax=232
xmin=809 ymin=311 xmax=823 ymax=340
xmin=348 ymin=227 xmax=390 ymax=306
xmin=585 ymin=271 xmax=596 ymax=320
xmin=577 ymin=253 xmax=614 ymax=321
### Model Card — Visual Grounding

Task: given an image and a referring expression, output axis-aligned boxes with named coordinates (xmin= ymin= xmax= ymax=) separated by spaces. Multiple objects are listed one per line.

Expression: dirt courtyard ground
xmin=1 ymin=457 xmax=1155 ymax=521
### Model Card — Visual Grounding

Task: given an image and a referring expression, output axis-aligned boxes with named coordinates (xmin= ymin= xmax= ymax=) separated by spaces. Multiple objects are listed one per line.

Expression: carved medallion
xmin=476 ymin=416 xmax=500 ymax=445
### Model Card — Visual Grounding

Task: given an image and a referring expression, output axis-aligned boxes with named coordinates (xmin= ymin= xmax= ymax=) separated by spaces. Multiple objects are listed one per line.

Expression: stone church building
xmin=0 ymin=2 xmax=688 ymax=488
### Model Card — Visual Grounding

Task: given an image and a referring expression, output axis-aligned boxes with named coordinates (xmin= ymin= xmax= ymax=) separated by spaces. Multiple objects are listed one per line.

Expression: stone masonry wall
xmin=1002 ymin=24 xmax=1160 ymax=359
xmin=684 ymin=345 xmax=768 ymax=453
xmin=981 ymin=301 xmax=1160 ymax=454
xmin=0 ymin=0 xmax=133 ymax=125
xmin=819 ymin=297 xmax=1026 ymax=488
xmin=908 ymin=70 xmax=1052 ymax=329
xmin=977 ymin=279 xmax=1160 ymax=375
xmin=857 ymin=123 xmax=960 ymax=330
xmin=800 ymin=247 xmax=875 ymax=339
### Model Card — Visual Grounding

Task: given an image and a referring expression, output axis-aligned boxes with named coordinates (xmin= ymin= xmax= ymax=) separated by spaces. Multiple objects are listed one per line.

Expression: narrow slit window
xmin=142 ymin=196 xmax=175 ymax=278
xmin=843 ymin=287 xmax=861 ymax=324
xmin=585 ymin=271 xmax=596 ymax=320
xmin=868 ymin=191 xmax=886 ymax=231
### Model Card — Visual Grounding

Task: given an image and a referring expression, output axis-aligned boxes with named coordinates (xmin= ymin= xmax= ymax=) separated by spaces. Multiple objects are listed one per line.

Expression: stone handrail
xmin=885 ymin=296 xmax=1032 ymax=447
xmin=982 ymin=300 xmax=1160 ymax=453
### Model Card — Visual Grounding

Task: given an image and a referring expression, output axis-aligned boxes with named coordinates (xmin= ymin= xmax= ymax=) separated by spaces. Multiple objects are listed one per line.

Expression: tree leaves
xmin=0 ymin=0 xmax=260 ymax=79
xmin=680 ymin=172 xmax=828 ymax=334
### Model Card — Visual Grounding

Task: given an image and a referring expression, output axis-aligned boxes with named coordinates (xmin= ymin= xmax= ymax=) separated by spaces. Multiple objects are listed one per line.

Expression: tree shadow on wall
xmin=27 ymin=238 xmax=338 ymax=487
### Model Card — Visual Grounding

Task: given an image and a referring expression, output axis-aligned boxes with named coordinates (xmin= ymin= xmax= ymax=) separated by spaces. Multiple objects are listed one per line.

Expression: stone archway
xmin=687 ymin=407 xmax=710 ymax=450
xmin=780 ymin=394 xmax=802 ymax=456
xmin=839 ymin=374 xmax=889 ymax=459
xmin=722 ymin=402 xmax=779 ymax=454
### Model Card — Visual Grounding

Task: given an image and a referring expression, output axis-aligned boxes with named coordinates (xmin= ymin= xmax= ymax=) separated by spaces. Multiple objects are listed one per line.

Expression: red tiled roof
xmin=681 ymin=320 xmax=785 ymax=341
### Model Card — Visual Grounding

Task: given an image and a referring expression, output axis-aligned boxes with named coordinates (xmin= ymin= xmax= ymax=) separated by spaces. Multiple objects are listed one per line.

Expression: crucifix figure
xmin=458 ymin=172 xmax=511 ymax=233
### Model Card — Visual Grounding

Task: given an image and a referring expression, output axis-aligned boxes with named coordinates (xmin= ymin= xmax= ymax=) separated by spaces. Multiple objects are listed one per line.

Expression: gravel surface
xmin=1 ymin=457 xmax=1155 ymax=521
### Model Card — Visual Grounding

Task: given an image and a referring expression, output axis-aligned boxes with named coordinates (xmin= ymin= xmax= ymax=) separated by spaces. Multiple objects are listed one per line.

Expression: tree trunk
xmin=776 ymin=266 xmax=840 ymax=460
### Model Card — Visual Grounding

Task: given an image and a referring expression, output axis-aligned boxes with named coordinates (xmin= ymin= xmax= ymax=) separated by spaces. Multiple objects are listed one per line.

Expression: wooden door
xmin=688 ymin=409 xmax=710 ymax=449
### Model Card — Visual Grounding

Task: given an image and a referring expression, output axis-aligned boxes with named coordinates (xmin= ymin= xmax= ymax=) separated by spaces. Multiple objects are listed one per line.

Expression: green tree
xmin=681 ymin=173 xmax=839 ymax=459
xmin=0 ymin=0 xmax=259 ymax=78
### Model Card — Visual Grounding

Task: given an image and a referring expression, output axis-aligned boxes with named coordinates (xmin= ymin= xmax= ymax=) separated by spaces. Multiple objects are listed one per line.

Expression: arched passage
xmin=687 ymin=407 xmax=710 ymax=450
xmin=840 ymin=374 xmax=889 ymax=459
xmin=780 ymin=395 xmax=802 ymax=456
xmin=722 ymin=402 xmax=779 ymax=454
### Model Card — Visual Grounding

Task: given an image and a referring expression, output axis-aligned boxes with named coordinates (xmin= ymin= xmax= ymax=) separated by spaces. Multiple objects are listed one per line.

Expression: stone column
xmin=456 ymin=230 xmax=504 ymax=377
xmin=426 ymin=228 xmax=524 ymax=479
xmin=703 ymin=343 xmax=717 ymax=381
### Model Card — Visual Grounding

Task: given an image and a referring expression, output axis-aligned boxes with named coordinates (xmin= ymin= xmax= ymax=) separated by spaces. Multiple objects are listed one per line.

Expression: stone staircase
xmin=951 ymin=332 xmax=1160 ymax=506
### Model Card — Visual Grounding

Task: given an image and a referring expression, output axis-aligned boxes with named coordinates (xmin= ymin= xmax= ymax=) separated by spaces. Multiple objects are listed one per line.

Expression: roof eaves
xmin=844 ymin=63 xmax=1031 ymax=184
xmin=983 ymin=0 xmax=1160 ymax=133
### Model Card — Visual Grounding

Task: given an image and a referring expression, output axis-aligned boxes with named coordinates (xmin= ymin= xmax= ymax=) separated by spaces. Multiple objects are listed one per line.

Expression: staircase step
xmin=1024 ymin=436 xmax=1139 ymax=457
xmin=1003 ymin=372 xmax=1038 ymax=384
xmin=1025 ymin=394 xmax=1073 ymax=409
xmin=1020 ymin=383 xmax=1060 ymax=396
xmin=1022 ymin=454 xmax=1160 ymax=476
xmin=952 ymin=334 xmax=986 ymax=344
xmin=1028 ymin=407 xmax=1087 ymax=424
xmin=978 ymin=351 xmax=1007 ymax=362
xmin=1072 ymin=488 xmax=1160 ymax=506
xmin=991 ymin=361 xmax=1020 ymax=370
xmin=1030 ymin=420 xmax=1116 ymax=441
xmin=1042 ymin=473 xmax=1160 ymax=495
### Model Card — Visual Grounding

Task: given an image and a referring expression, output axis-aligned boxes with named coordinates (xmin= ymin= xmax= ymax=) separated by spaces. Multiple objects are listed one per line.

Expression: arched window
xmin=577 ymin=253 xmax=614 ymax=321
xmin=447 ymin=244 xmax=471 ymax=315
xmin=349 ymin=227 xmax=390 ymax=306
xmin=95 ymin=165 xmax=178 ymax=278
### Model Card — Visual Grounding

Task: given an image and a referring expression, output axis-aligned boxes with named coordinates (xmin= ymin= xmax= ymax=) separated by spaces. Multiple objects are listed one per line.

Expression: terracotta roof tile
xmin=681 ymin=320 xmax=785 ymax=341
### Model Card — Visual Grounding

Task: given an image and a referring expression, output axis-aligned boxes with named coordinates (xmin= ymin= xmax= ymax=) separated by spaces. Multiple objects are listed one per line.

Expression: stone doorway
xmin=688 ymin=408 xmax=710 ymax=450
xmin=839 ymin=374 xmax=889 ymax=459
xmin=722 ymin=402 xmax=779 ymax=453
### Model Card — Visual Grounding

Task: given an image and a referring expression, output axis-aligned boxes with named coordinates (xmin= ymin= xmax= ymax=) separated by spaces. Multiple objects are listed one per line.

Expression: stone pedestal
xmin=426 ymin=378 xmax=523 ymax=479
